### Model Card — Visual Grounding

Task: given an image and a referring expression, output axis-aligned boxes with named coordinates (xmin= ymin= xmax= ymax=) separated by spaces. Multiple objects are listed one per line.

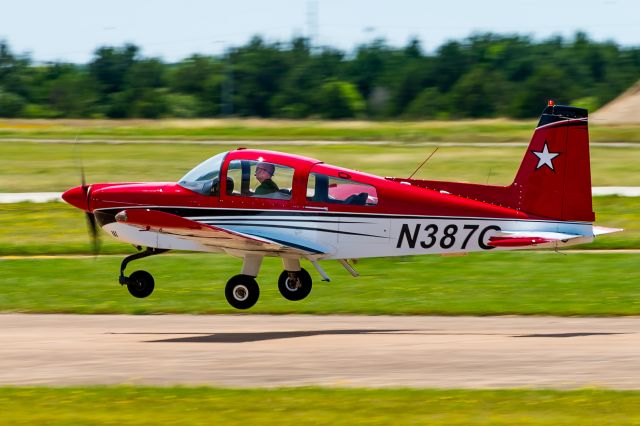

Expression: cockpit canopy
xmin=176 ymin=149 xmax=379 ymax=206
xmin=177 ymin=151 xmax=228 ymax=195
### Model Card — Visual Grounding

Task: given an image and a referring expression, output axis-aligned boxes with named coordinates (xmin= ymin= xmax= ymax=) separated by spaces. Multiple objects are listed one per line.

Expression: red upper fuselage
xmin=63 ymin=148 xmax=531 ymax=220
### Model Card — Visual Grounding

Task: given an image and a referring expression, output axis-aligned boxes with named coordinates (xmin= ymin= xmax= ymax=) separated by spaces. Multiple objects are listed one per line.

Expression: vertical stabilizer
xmin=511 ymin=104 xmax=594 ymax=222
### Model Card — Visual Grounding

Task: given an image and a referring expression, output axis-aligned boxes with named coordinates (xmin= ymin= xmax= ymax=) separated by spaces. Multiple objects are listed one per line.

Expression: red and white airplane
xmin=63 ymin=103 xmax=619 ymax=309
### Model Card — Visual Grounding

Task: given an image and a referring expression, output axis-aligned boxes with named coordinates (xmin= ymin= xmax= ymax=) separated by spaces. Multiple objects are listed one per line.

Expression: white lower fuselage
xmin=99 ymin=207 xmax=594 ymax=260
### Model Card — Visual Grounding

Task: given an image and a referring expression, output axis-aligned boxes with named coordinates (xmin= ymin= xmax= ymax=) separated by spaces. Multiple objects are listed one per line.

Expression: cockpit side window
xmin=177 ymin=152 xmax=228 ymax=196
xmin=306 ymin=173 xmax=378 ymax=206
xmin=226 ymin=160 xmax=294 ymax=200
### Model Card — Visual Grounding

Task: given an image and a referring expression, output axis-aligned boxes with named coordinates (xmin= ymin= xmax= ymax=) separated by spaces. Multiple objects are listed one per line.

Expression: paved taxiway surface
xmin=2 ymin=314 xmax=639 ymax=389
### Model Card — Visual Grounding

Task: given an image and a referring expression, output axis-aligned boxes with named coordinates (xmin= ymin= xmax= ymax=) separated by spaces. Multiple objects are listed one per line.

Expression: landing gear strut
xmin=119 ymin=247 xmax=169 ymax=298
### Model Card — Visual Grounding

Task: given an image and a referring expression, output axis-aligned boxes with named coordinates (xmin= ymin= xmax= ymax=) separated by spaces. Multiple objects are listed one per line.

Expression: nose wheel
xmin=278 ymin=268 xmax=312 ymax=301
xmin=125 ymin=270 xmax=155 ymax=298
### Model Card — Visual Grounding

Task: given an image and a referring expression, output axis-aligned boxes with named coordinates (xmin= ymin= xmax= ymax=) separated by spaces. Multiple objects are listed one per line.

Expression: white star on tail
xmin=532 ymin=143 xmax=560 ymax=171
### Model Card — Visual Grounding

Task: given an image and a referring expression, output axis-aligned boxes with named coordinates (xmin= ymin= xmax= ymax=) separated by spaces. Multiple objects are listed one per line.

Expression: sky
xmin=1 ymin=0 xmax=638 ymax=63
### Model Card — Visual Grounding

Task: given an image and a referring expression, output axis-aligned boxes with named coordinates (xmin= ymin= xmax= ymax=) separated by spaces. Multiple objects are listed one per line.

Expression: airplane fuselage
xmin=95 ymin=206 xmax=594 ymax=259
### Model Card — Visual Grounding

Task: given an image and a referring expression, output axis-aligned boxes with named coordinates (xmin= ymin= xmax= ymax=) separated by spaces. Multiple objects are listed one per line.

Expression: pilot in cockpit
xmin=254 ymin=162 xmax=279 ymax=195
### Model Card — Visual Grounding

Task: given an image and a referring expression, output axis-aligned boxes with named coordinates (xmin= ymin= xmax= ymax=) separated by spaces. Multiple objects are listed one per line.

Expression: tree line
xmin=1 ymin=32 xmax=639 ymax=120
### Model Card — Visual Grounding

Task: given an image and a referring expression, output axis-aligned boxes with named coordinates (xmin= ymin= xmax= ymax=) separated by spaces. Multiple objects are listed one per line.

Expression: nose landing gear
xmin=118 ymin=247 xmax=169 ymax=298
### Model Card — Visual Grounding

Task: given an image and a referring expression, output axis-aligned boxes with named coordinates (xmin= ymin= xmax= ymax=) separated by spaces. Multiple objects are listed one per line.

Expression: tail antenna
xmin=486 ymin=168 xmax=493 ymax=184
xmin=408 ymin=147 xmax=439 ymax=179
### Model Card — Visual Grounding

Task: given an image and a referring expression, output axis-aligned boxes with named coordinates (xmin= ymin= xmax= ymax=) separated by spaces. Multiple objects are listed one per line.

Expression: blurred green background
xmin=1 ymin=33 xmax=639 ymax=120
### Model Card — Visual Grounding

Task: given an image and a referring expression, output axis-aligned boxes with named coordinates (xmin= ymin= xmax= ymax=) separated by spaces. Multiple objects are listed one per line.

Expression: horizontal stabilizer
xmin=488 ymin=230 xmax=583 ymax=248
xmin=593 ymin=226 xmax=623 ymax=236
xmin=488 ymin=236 xmax=554 ymax=247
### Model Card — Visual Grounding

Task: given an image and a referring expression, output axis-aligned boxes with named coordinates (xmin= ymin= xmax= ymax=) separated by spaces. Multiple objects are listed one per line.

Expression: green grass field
xmin=1 ymin=251 xmax=638 ymax=315
xmin=1 ymin=387 xmax=639 ymax=425
xmin=2 ymin=140 xmax=640 ymax=192
xmin=2 ymin=117 xmax=640 ymax=142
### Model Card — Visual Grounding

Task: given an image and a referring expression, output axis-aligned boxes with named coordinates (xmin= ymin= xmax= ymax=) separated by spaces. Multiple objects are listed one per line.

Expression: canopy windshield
xmin=177 ymin=151 xmax=228 ymax=195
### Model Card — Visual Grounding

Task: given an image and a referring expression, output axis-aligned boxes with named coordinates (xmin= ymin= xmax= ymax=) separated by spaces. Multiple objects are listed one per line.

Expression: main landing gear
xmin=118 ymin=247 xmax=169 ymax=298
xmin=118 ymin=249 xmax=315 ymax=310
xmin=225 ymin=274 xmax=260 ymax=310
xmin=224 ymin=268 xmax=313 ymax=309
xmin=223 ymin=255 xmax=314 ymax=309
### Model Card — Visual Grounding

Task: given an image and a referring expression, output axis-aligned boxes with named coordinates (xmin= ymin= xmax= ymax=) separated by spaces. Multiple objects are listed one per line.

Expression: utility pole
xmin=307 ymin=0 xmax=318 ymax=53
xmin=222 ymin=50 xmax=234 ymax=116
xmin=215 ymin=41 xmax=234 ymax=117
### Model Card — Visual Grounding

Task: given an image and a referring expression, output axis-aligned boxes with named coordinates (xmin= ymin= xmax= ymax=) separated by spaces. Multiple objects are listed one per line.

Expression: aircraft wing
xmin=114 ymin=208 xmax=327 ymax=256
xmin=488 ymin=231 xmax=586 ymax=248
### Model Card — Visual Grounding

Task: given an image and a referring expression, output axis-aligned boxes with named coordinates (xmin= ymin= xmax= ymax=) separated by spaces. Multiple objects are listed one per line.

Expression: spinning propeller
xmin=80 ymin=163 xmax=100 ymax=255
xmin=67 ymin=142 xmax=101 ymax=256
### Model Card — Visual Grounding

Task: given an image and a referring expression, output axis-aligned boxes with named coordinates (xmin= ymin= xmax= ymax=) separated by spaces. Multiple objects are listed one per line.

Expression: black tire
xmin=127 ymin=270 xmax=155 ymax=298
xmin=225 ymin=274 xmax=260 ymax=309
xmin=278 ymin=268 xmax=312 ymax=301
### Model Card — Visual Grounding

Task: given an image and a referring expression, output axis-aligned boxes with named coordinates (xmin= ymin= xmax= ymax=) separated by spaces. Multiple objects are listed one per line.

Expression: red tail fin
xmin=387 ymin=104 xmax=595 ymax=222
xmin=511 ymin=104 xmax=594 ymax=222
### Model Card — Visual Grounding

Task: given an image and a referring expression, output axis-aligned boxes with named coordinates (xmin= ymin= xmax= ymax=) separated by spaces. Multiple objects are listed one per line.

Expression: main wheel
xmin=225 ymin=274 xmax=260 ymax=309
xmin=278 ymin=268 xmax=312 ymax=301
xmin=127 ymin=270 xmax=155 ymax=298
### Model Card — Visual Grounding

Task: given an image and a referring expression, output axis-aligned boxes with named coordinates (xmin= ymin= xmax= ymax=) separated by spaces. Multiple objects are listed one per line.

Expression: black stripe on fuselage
xmin=93 ymin=206 xmax=591 ymax=226
xmin=192 ymin=218 xmax=352 ymax=224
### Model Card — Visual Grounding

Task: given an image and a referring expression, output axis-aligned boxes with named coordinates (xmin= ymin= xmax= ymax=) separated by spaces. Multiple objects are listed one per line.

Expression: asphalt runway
xmin=1 ymin=314 xmax=639 ymax=389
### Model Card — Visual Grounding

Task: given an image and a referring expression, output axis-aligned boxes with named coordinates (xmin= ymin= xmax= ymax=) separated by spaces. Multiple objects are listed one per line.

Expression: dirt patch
xmin=593 ymin=80 xmax=640 ymax=124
